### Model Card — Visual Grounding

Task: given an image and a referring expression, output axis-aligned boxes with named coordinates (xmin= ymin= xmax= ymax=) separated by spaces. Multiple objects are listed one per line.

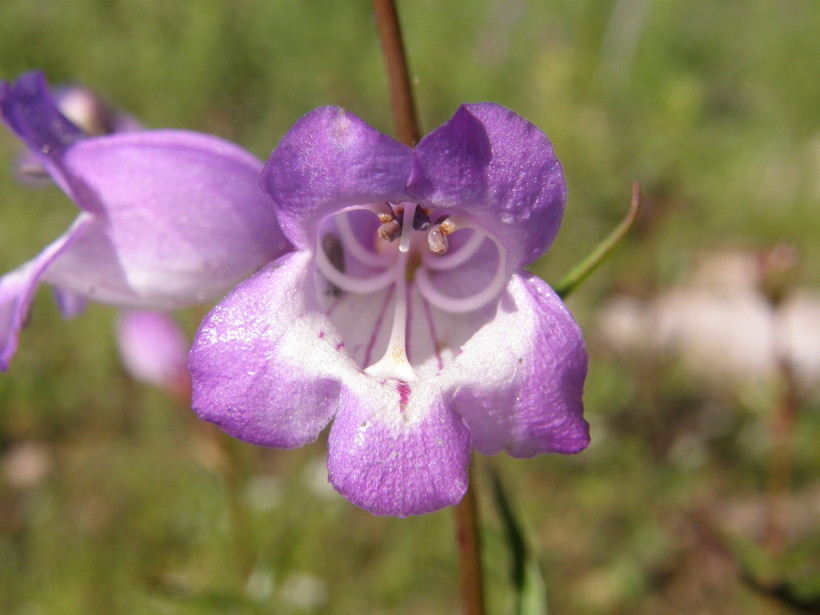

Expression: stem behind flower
xmin=372 ymin=3 xmax=484 ymax=614
xmin=455 ymin=464 xmax=486 ymax=615
xmin=372 ymin=0 xmax=421 ymax=146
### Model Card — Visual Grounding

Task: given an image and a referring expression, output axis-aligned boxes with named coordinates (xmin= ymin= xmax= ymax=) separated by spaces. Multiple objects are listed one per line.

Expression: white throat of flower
xmin=315 ymin=202 xmax=508 ymax=382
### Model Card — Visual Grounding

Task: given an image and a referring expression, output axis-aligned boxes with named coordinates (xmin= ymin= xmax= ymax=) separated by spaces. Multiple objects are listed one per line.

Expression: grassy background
xmin=1 ymin=0 xmax=819 ymax=613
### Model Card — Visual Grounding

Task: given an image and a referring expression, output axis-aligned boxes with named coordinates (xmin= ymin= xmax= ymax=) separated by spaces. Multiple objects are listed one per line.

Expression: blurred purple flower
xmin=116 ymin=311 xmax=190 ymax=399
xmin=0 ymin=72 xmax=291 ymax=370
xmin=16 ymin=82 xmax=141 ymax=185
xmin=189 ymin=105 xmax=589 ymax=516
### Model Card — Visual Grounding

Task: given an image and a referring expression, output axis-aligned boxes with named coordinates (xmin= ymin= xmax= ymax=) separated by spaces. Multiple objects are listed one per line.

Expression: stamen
xmin=427 ymin=225 xmax=449 ymax=255
xmin=438 ymin=217 xmax=456 ymax=234
xmin=360 ymin=201 xmax=397 ymax=219
xmin=412 ymin=207 xmax=431 ymax=231
xmin=315 ymin=237 xmax=398 ymax=295
xmin=335 ymin=211 xmax=394 ymax=268
xmin=358 ymin=202 xmax=402 ymax=244
xmin=426 ymin=216 xmax=455 ymax=255
xmin=377 ymin=219 xmax=402 ymax=243
xmin=323 ymin=203 xmax=505 ymax=377
xmin=423 ymin=226 xmax=486 ymax=271
xmin=415 ymin=233 xmax=508 ymax=314
xmin=364 ymin=204 xmax=419 ymax=381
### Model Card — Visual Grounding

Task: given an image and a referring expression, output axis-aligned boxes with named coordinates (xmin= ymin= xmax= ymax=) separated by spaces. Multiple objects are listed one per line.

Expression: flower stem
xmin=454 ymin=465 xmax=486 ymax=615
xmin=553 ymin=181 xmax=641 ymax=299
xmin=215 ymin=430 xmax=256 ymax=587
xmin=372 ymin=4 xmax=483 ymax=612
xmin=177 ymin=391 xmax=256 ymax=589
xmin=763 ymin=310 xmax=800 ymax=560
xmin=372 ymin=0 xmax=421 ymax=146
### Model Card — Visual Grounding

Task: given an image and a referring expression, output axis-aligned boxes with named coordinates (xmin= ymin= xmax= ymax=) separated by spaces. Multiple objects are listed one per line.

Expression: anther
xmin=427 ymin=226 xmax=448 ymax=255
xmin=362 ymin=201 xmax=399 ymax=226
xmin=336 ymin=212 xmax=394 ymax=268
xmin=412 ymin=207 xmax=431 ymax=231
xmin=377 ymin=219 xmax=402 ymax=242
xmin=427 ymin=216 xmax=456 ymax=255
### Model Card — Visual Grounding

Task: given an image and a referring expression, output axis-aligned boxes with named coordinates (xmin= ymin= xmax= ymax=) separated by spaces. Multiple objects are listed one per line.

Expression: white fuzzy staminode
xmin=317 ymin=203 xmax=509 ymax=379
xmin=364 ymin=204 xmax=419 ymax=382
xmin=416 ymin=230 xmax=507 ymax=314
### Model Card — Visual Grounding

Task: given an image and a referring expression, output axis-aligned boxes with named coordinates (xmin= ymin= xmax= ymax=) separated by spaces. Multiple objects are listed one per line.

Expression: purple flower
xmin=189 ymin=105 xmax=589 ymax=516
xmin=0 ymin=72 xmax=291 ymax=370
xmin=116 ymin=311 xmax=191 ymax=399
xmin=16 ymin=81 xmax=141 ymax=185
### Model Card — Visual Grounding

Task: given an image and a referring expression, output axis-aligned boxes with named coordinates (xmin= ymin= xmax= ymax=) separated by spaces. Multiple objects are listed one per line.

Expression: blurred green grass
xmin=1 ymin=1 xmax=819 ymax=614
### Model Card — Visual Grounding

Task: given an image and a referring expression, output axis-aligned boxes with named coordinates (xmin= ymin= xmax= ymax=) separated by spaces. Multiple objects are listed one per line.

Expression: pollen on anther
xmin=427 ymin=226 xmax=449 ymax=255
xmin=377 ymin=219 xmax=402 ymax=242
xmin=439 ymin=218 xmax=456 ymax=235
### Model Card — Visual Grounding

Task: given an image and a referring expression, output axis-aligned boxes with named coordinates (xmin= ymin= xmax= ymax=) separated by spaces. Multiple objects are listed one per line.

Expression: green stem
xmin=216 ymin=430 xmax=255 ymax=587
xmin=553 ymin=181 xmax=641 ymax=299
xmin=372 ymin=0 xmax=421 ymax=146
xmin=177 ymin=389 xmax=255 ymax=589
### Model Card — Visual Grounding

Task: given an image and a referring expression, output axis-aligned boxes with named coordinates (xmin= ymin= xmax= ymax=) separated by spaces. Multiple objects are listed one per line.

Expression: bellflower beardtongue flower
xmin=0 ymin=72 xmax=291 ymax=370
xmin=189 ymin=104 xmax=590 ymax=517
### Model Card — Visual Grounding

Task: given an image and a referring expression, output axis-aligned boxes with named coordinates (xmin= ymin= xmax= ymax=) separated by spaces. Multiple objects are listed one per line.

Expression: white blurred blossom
xmin=599 ymin=250 xmax=820 ymax=397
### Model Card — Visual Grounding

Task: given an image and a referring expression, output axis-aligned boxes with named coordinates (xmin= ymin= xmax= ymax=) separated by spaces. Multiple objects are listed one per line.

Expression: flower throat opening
xmin=315 ymin=202 xmax=507 ymax=382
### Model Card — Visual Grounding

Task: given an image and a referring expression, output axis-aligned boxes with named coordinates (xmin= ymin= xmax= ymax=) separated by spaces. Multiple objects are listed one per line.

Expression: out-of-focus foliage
xmin=1 ymin=1 xmax=818 ymax=614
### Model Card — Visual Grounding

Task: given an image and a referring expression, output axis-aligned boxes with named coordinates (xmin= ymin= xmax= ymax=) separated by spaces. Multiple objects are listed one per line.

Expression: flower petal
xmin=40 ymin=130 xmax=291 ymax=308
xmin=447 ymin=273 xmax=589 ymax=457
xmin=0 ymin=72 xmax=87 ymax=205
xmin=13 ymin=82 xmax=142 ymax=185
xmin=261 ymin=107 xmax=414 ymax=249
xmin=0 ymin=214 xmax=93 ymax=370
xmin=52 ymin=287 xmax=87 ymax=319
xmin=408 ymin=103 xmax=566 ymax=269
xmin=327 ymin=379 xmax=470 ymax=516
xmin=116 ymin=311 xmax=190 ymax=396
xmin=189 ymin=251 xmax=348 ymax=448
xmin=406 ymin=283 xmax=498 ymax=379
xmin=323 ymin=286 xmax=395 ymax=372
xmin=50 ymin=83 xmax=142 ymax=137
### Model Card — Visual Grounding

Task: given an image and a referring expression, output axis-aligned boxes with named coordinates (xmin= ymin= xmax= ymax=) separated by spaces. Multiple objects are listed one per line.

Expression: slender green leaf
xmin=492 ymin=470 xmax=548 ymax=615
xmin=553 ymin=182 xmax=641 ymax=300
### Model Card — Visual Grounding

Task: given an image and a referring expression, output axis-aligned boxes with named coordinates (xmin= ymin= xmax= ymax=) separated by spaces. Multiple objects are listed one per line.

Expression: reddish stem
xmin=454 ymin=466 xmax=486 ymax=615
xmin=372 ymin=0 xmax=421 ymax=146
xmin=372 ymin=4 xmax=484 ymax=612
xmin=763 ymin=314 xmax=799 ymax=558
